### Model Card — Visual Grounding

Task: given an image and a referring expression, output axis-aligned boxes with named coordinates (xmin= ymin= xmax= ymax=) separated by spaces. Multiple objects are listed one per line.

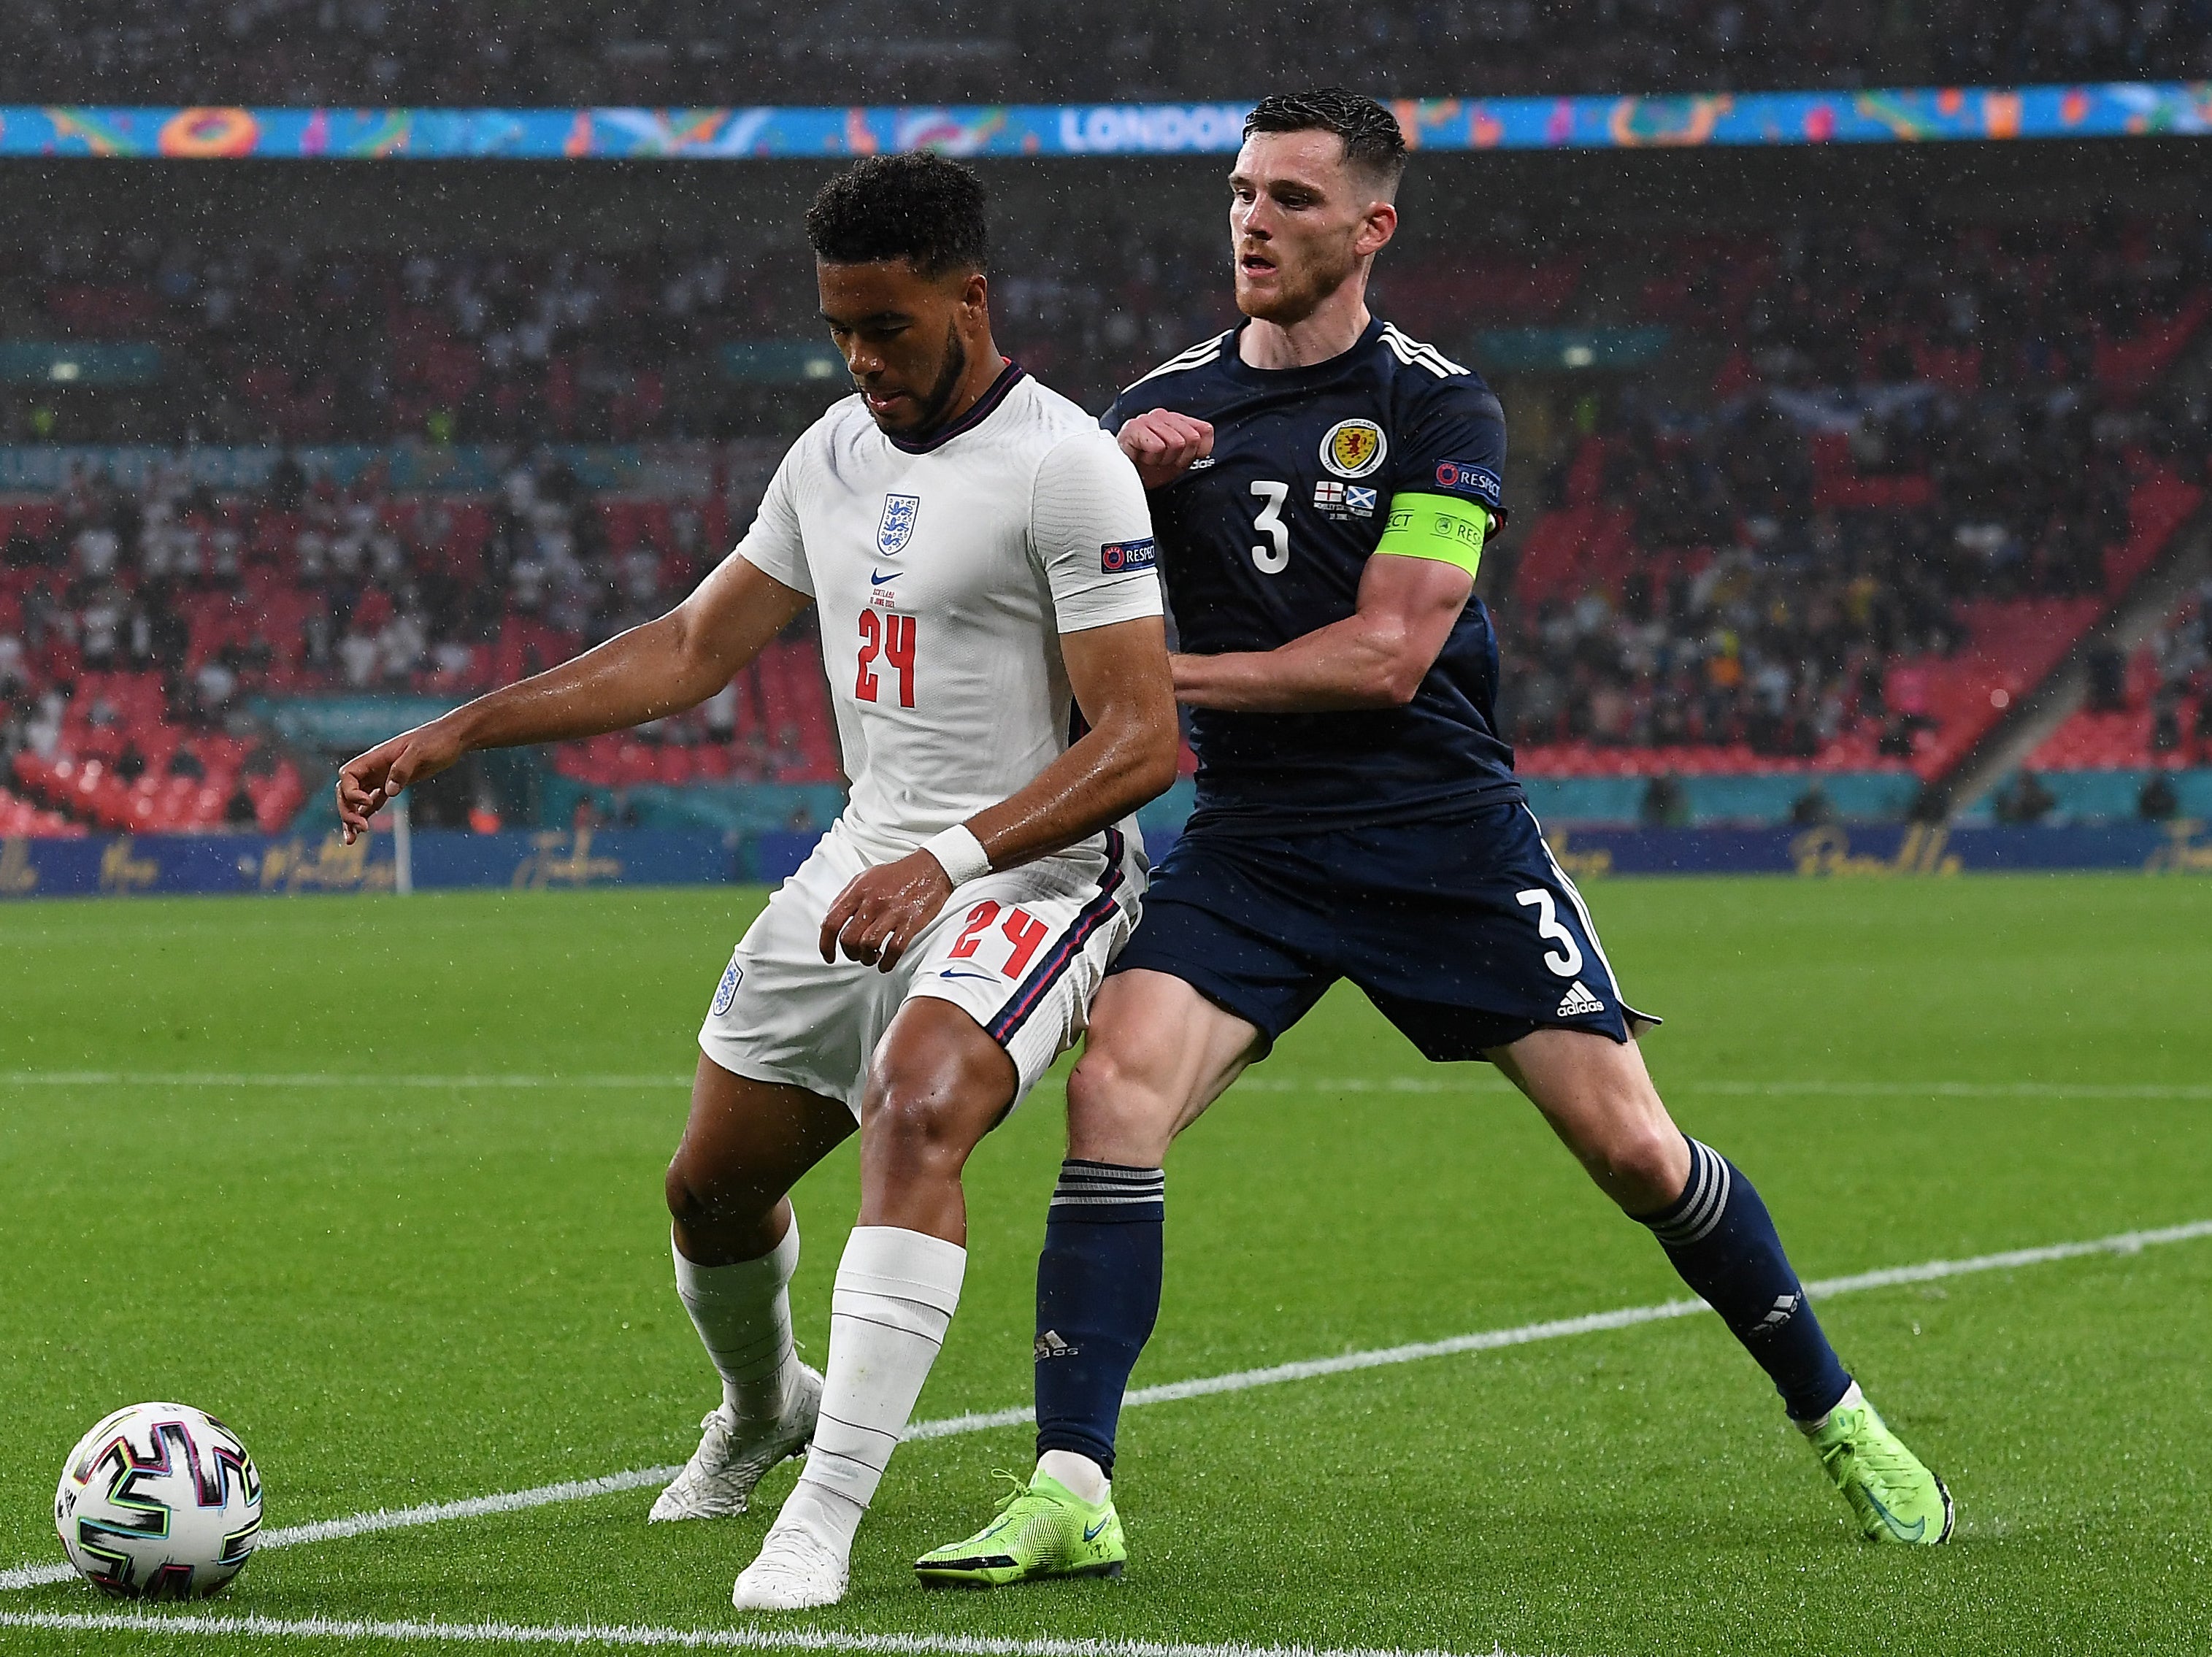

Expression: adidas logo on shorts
xmin=1556 ymin=980 xmax=1605 ymax=1018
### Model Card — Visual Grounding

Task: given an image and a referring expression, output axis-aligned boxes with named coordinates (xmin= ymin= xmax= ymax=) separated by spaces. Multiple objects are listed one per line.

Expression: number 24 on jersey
xmin=856 ymin=610 xmax=917 ymax=707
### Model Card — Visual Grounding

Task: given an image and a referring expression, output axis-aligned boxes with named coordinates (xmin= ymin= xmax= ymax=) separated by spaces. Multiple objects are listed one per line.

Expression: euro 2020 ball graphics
xmin=54 ymin=1402 xmax=262 ymax=1600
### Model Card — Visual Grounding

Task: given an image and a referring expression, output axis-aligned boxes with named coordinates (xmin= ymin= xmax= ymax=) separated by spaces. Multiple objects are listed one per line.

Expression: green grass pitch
xmin=1 ymin=874 xmax=2209 ymax=1656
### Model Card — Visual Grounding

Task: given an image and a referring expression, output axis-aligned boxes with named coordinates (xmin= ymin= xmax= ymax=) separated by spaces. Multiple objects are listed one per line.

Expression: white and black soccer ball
xmin=54 ymin=1402 xmax=262 ymax=1600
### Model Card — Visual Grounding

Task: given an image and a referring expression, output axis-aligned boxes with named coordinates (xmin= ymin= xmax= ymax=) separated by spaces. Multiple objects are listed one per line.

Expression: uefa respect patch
xmin=1101 ymin=537 xmax=1157 ymax=573
xmin=1432 ymin=460 xmax=1503 ymax=508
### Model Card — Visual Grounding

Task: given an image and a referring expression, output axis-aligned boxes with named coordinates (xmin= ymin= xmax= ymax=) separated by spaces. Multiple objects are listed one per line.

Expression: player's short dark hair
xmin=805 ymin=153 xmax=989 ymax=277
xmin=1243 ymin=88 xmax=1408 ymax=195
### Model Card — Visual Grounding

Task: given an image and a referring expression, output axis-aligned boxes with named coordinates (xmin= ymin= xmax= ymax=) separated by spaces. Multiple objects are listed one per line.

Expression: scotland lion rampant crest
xmin=1318 ymin=419 xmax=1387 ymax=479
xmin=877 ymin=493 xmax=921 ymax=556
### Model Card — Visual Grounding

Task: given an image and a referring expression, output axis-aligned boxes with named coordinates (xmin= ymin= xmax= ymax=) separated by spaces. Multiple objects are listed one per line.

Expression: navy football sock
xmin=1635 ymin=1137 xmax=1851 ymax=1421
xmin=1032 ymin=1159 xmax=1164 ymax=1478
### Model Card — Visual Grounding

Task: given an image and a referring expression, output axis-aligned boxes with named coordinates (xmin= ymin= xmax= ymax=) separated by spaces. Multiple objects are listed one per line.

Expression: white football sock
xmin=672 ymin=1214 xmax=801 ymax=1423
xmin=777 ymin=1225 xmax=966 ymax=1558
xmin=1798 ymin=1378 xmax=1866 ymax=1435
xmin=1037 ymin=1449 xmax=1109 ymax=1505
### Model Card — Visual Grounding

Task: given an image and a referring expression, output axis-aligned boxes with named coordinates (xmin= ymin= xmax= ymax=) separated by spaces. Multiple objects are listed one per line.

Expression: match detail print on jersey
xmin=1372 ymin=492 xmax=1489 ymax=578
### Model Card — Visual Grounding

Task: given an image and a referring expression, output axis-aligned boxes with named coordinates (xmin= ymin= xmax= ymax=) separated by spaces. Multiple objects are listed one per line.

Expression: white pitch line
xmin=0 ymin=1466 xmax=691 ymax=1593
xmin=7 ymin=1070 xmax=2210 ymax=1102
xmin=1225 ymin=1075 xmax=2212 ymax=1100
xmin=8 ymin=1216 xmax=2208 ymax=1596
xmin=0 ymin=1072 xmax=692 ymax=1091
xmin=0 ymin=1610 xmax=1507 ymax=1657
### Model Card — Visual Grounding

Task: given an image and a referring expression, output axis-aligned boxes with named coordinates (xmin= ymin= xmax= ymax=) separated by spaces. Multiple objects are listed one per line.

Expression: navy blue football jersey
xmin=1102 ymin=316 xmax=1521 ymax=833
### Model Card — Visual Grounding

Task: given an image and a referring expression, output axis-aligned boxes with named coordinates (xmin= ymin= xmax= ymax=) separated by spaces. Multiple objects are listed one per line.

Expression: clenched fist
xmin=1117 ymin=409 xmax=1214 ymax=491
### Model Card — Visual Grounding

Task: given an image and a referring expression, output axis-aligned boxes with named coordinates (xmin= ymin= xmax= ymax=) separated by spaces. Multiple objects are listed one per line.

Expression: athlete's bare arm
xmin=1171 ymin=552 xmax=1472 ymax=712
xmin=817 ymin=615 xmax=1178 ymax=972
xmin=335 ymin=553 xmax=810 ymax=842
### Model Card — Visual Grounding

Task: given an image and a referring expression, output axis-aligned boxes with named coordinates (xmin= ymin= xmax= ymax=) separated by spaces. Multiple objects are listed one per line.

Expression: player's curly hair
xmin=805 ymin=152 xmax=989 ymax=277
xmin=1244 ymin=88 xmax=1408 ymax=194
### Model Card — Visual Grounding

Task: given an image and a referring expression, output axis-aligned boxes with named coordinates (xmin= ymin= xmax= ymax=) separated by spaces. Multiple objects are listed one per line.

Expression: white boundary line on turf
xmin=7 ymin=1217 xmax=2208 ymax=1596
xmin=7 ymin=1070 xmax=2211 ymax=1101
xmin=0 ymin=1071 xmax=693 ymax=1090
xmin=0 ymin=1611 xmax=1503 ymax=1657
xmin=909 ymin=1217 xmax=2212 ymax=1437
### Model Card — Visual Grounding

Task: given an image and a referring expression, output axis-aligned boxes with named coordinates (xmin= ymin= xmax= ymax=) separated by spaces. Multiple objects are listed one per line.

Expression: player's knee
xmin=1590 ymin=1118 xmax=1688 ymax=1212
xmin=663 ymin=1156 xmax=696 ymax=1223
xmin=664 ymin=1144 xmax=770 ymax=1229
xmin=664 ymin=1148 xmax=726 ymax=1227
xmin=1065 ymin=1047 xmax=1174 ymax=1163
xmin=860 ymin=1071 xmax=974 ymax=1173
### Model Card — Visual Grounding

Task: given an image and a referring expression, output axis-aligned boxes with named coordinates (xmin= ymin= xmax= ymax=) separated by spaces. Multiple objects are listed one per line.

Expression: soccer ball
xmin=54 ymin=1402 xmax=262 ymax=1600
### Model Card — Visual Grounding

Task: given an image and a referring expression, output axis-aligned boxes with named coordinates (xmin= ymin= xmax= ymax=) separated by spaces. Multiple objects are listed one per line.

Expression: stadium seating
xmin=3 ymin=209 xmax=2205 ymax=831
xmin=13 ymin=1 xmax=2208 ymax=107
xmin=1497 ymin=210 xmax=2211 ymax=785
xmin=2029 ymin=590 xmax=2212 ymax=772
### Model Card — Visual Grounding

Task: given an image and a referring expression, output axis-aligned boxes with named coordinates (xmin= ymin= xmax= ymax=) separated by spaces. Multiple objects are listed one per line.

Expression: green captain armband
xmin=1372 ymin=491 xmax=1491 ymax=577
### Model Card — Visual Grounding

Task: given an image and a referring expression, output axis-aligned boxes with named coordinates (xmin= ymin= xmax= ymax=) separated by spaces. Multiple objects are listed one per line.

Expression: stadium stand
xmin=2029 ymin=585 xmax=2212 ymax=772
xmin=2 ymin=204 xmax=2207 ymax=834
xmin=10 ymin=1 xmax=2211 ymax=106
xmin=1496 ymin=214 xmax=2212 ymax=783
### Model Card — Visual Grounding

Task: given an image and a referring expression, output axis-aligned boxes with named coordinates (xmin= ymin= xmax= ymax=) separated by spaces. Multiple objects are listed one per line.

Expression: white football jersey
xmin=733 ymin=363 xmax=1164 ymax=864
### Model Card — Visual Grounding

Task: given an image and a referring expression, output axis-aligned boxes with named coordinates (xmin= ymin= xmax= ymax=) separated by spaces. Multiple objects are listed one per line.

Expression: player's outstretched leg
xmin=918 ymin=970 xmax=1260 ymax=1586
xmin=654 ymin=1058 xmax=852 ymax=1523
xmin=737 ymin=1000 xmax=1016 ymax=1610
xmin=1496 ymin=1029 xmax=1953 ymax=1544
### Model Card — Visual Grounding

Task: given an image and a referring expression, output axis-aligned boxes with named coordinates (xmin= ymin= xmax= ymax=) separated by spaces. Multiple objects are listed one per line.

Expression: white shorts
xmin=699 ymin=820 xmax=1147 ymax=1117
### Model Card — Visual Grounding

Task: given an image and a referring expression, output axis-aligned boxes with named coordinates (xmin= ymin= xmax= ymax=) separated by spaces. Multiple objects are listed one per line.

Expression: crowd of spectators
xmin=0 ymin=449 xmax=853 ymax=832
xmin=2084 ymin=582 xmax=2212 ymax=751
xmin=1492 ymin=214 xmax=2212 ymax=764
xmin=1497 ymin=383 xmax=2205 ymax=761
xmin=1 ymin=218 xmax=1236 ymax=446
xmin=9 ymin=0 xmax=2211 ymax=107
xmin=5 ymin=201 xmax=2209 ymax=827
xmin=1502 ymin=523 xmax=1947 ymax=759
xmin=15 ymin=204 xmax=2209 ymax=453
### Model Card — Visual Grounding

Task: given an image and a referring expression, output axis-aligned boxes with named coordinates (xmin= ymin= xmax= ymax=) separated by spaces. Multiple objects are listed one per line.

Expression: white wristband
xmin=920 ymin=823 xmax=991 ymax=887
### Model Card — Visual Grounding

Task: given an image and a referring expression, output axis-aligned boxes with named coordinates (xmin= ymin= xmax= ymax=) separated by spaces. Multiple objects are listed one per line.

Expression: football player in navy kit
xmin=917 ymin=90 xmax=1950 ymax=1587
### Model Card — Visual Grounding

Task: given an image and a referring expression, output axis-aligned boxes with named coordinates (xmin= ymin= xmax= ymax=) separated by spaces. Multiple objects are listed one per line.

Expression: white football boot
xmin=647 ymin=1364 xmax=822 ymax=1523
xmin=732 ymin=1514 xmax=850 ymax=1610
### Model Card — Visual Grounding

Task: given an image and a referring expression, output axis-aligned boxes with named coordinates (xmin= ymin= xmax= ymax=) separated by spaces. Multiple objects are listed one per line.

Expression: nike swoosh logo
xmin=870 ymin=570 xmax=897 ymax=585
xmin=937 ymin=969 xmax=999 ymax=983
xmin=1083 ymin=1516 xmax=1111 ymax=1542
xmin=1862 ymin=1488 xmax=1926 ymax=1542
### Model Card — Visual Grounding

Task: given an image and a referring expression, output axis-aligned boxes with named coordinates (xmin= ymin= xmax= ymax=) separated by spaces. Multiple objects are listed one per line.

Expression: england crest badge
xmin=877 ymin=493 xmax=921 ymax=556
xmin=710 ymin=953 xmax=744 ymax=1018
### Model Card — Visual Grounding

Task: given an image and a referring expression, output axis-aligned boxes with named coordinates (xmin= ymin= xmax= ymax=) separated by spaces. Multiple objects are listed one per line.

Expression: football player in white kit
xmin=334 ymin=154 xmax=1180 ymax=1610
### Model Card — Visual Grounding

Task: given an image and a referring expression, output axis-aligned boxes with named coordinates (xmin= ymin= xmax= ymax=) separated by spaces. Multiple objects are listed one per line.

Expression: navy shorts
xmin=1113 ymin=797 xmax=1659 ymax=1061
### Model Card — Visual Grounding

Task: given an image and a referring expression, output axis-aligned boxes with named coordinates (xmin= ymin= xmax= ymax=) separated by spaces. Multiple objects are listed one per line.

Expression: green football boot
xmin=915 ymin=1469 xmax=1126 ymax=1587
xmin=1806 ymin=1388 xmax=1954 ymax=1545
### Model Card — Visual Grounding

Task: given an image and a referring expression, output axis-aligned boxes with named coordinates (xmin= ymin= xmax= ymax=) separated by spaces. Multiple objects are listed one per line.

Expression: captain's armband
xmin=1372 ymin=491 xmax=1493 ymax=578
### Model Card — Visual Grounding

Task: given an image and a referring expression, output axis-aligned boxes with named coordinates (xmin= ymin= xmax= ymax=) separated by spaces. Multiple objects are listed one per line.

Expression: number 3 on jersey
xmin=1249 ymin=480 xmax=1290 ymax=574
xmin=856 ymin=610 xmax=917 ymax=707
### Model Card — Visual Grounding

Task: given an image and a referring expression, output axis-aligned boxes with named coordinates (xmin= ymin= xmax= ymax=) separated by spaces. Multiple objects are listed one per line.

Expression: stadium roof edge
xmin=2 ymin=84 xmax=2207 ymax=160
